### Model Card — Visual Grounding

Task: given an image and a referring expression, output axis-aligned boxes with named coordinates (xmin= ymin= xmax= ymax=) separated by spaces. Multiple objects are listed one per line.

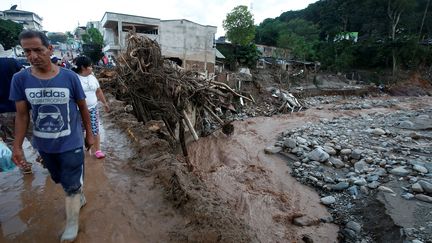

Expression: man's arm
xmin=76 ymin=99 xmax=94 ymax=150
xmin=12 ymin=100 xmax=30 ymax=167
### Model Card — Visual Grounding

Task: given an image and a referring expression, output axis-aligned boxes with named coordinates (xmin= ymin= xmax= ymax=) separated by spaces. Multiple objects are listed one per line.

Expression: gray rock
xmin=340 ymin=149 xmax=352 ymax=155
xmin=296 ymin=137 xmax=307 ymax=144
xmin=418 ymin=180 xmax=432 ymax=194
xmin=342 ymin=228 xmax=357 ymax=240
xmin=374 ymin=168 xmax=387 ymax=176
xmin=354 ymin=178 xmax=367 ymax=186
xmin=366 ymin=174 xmax=380 ymax=182
xmin=320 ymin=196 xmax=336 ymax=205
xmin=378 ymin=186 xmax=395 ymax=194
xmin=324 ymin=177 xmax=335 ymax=183
xmin=413 ymin=164 xmax=428 ymax=174
xmin=390 ymin=166 xmax=411 ymax=177
xmin=307 ymin=147 xmax=330 ymax=162
xmin=346 ymin=221 xmax=362 ymax=234
xmin=354 ymin=160 xmax=368 ymax=173
xmin=401 ymin=193 xmax=415 ymax=200
xmin=360 ymin=186 xmax=370 ymax=195
xmin=351 ymin=149 xmax=363 ymax=160
xmin=293 ymin=162 xmax=302 ymax=167
xmin=283 ymin=138 xmax=297 ymax=149
xmin=415 ymin=194 xmax=432 ymax=203
xmin=367 ymin=181 xmax=381 ymax=189
xmin=361 ymin=103 xmax=372 ymax=109
xmin=423 ymin=163 xmax=432 ymax=173
xmin=372 ymin=128 xmax=386 ymax=135
xmin=347 ymin=186 xmax=359 ymax=197
xmin=412 ymin=183 xmax=424 ymax=193
xmin=293 ymin=215 xmax=318 ymax=226
xmin=264 ymin=146 xmax=282 ymax=154
xmin=398 ymin=120 xmax=414 ymax=129
xmin=412 ymin=240 xmax=424 ymax=243
xmin=323 ymin=146 xmax=337 ymax=155
xmin=320 ymin=215 xmax=334 ymax=223
xmin=413 ymin=115 xmax=432 ymax=130
xmin=330 ymin=182 xmax=350 ymax=191
xmin=365 ymin=157 xmax=374 ymax=163
xmin=329 ymin=157 xmax=345 ymax=168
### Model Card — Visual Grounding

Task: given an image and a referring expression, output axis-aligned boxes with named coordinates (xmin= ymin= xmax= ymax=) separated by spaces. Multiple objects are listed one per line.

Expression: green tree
xmin=0 ymin=19 xmax=23 ymax=50
xmin=82 ymin=27 xmax=103 ymax=45
xmin=255 ymin=18 xmax=281 ymax=46
xmin=65 ymin=31 xmax=74 ymax=38
xmin=47 ymin=32 xmax=67 ymax=44
xmin=237 ymin=43 xmax=261 ymax=68
xmin=81 ymin=27 xmax=104 ymax=64
xmin=223 ymin=5 xmax=255 ymax=45
xmin=277 ymin=19 xmax=319 ymax=60
xmin=387 ymin=0 xmax=416 ymax=75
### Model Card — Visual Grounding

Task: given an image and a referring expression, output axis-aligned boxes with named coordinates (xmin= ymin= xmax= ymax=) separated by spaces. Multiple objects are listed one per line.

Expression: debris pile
xmin=106 ymin=33 xmax=258 ymax=167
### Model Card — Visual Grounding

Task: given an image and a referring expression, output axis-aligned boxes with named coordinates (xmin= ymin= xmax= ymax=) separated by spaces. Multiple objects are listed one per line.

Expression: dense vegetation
xmin=255 ymin=0 xmax=432 ymax=72
xmin=0 ymin=19 xmax=23 ymax=50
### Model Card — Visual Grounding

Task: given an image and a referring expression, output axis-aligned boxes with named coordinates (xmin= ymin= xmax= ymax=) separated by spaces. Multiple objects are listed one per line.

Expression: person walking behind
xmin=9 ymin=30 xmax=94 ymax=242
xmin=0 ymin=57 xmax=34 ymax=173
xmin=72 ymin=56 xmax=110 ymax=159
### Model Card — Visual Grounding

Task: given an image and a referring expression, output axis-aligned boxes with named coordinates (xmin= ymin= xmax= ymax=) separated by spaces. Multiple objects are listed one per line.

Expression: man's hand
xmin=85 ymin=134 xmax=94 ymax=151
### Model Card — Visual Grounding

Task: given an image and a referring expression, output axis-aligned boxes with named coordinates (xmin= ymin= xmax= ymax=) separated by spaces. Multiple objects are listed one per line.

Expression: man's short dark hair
xmin=18 ymin=30 xmax=50 ymax=47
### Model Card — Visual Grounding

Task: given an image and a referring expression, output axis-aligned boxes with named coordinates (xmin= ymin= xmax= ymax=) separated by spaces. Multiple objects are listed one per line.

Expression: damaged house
xmin=0 ymin=6 xmax=43 ymax=30
xmin=100 ymin=12 xmax=217 ymax=76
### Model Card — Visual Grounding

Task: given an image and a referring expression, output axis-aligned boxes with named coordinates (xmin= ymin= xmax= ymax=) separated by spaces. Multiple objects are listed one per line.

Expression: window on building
xmin=122 ymin=23 xmax=158 ymax=35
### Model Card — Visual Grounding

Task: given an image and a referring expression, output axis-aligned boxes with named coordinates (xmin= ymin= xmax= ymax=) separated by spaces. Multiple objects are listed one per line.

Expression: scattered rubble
xmin=274 ymin=96 xmax=432 ymax=242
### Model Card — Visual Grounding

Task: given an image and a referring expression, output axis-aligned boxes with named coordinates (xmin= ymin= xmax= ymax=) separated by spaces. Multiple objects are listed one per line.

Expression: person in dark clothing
xmin=0 ymin=57 xmax=34 ymax=173
xmin=0 ymin=58 xmax=22 ymax=113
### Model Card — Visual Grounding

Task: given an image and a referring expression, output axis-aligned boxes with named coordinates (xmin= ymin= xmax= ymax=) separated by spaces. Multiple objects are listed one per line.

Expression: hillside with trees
xmin=255 ymin=0 xmax=432 ymax=74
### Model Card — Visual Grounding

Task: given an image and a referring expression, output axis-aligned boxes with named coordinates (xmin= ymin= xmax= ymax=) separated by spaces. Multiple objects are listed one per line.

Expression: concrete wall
xmin=160 ymin=20 xmax=216 ymax=74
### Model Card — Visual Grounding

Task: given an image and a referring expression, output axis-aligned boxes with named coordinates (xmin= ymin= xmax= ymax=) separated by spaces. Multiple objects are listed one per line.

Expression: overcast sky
xmin=1 ymin=0 xmax=317 ymax=37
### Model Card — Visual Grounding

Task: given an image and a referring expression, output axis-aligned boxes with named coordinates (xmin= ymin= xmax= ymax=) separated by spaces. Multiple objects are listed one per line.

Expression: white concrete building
xmin=0 ymin=9 xmax=43 ymax=30
xmin=100 ymin=12 xmax=216 ymax=74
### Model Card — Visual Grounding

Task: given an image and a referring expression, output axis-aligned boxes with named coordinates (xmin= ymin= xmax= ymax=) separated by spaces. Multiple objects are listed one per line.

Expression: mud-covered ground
xmin=0 ymin=110 xmax=185 ymax=242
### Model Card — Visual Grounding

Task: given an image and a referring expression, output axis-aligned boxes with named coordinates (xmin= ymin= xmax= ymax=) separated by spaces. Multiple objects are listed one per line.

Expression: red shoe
xmin=95 ymin=150 xmax=105 ymax=159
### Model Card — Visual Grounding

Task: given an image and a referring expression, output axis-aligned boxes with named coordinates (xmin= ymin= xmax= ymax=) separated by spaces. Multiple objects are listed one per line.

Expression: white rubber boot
xmin=80 ymin=192 xmax=86 ymax=208
xmin=60 ymin=193 xmax=81 ymax=242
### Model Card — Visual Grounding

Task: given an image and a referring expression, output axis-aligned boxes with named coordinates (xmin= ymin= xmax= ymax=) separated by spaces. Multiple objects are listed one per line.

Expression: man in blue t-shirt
xmin=9 ymin=30 xmax=94 ymax=242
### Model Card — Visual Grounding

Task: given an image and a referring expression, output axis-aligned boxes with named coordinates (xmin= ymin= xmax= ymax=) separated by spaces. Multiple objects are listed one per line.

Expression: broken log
xmin=182 ymin=110 xmax=199 ymax=141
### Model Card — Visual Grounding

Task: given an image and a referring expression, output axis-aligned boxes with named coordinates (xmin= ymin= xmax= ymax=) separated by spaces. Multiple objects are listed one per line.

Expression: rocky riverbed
xmin=268 ymin=95 xmax=432 ymax=242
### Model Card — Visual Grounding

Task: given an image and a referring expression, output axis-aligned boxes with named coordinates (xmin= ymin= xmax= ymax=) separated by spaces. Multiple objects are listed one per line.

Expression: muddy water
xmin=0 ymin=116 xmax=183 ymax=242
xmin=188 ymin=109 xmax=341 ymax=242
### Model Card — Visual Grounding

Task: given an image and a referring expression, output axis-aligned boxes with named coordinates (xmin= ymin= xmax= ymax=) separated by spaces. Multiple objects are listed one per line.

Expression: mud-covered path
xmin=0 ymin=117 xmax=183 ymax=243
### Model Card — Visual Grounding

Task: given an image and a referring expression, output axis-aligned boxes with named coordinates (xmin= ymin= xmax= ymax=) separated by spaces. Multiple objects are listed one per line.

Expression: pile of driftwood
xmin=113 ymin=33 xmax=250 ymax=167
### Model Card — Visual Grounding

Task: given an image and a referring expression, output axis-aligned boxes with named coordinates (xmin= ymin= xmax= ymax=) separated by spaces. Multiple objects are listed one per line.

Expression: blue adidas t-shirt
xmin=9 ymin=67 xmax=86 ymax=153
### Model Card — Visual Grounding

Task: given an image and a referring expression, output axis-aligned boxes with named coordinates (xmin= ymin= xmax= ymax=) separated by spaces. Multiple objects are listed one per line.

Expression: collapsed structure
xmin=105 ymin=33 xmax=258 ymax=168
